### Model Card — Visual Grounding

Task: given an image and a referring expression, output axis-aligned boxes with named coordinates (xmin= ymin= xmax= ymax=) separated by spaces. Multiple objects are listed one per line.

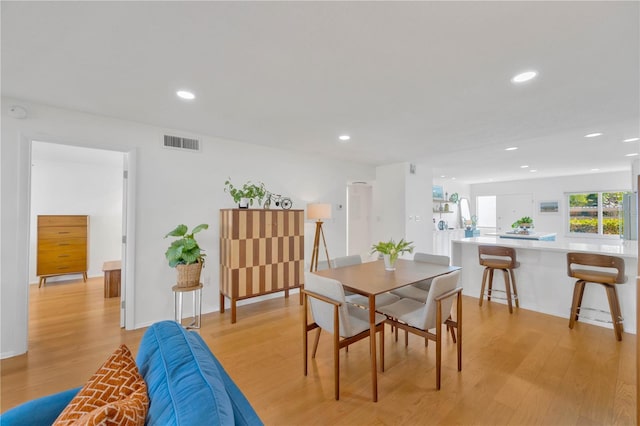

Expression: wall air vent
xmin=163 ymin=134 xmax=200 ymax=152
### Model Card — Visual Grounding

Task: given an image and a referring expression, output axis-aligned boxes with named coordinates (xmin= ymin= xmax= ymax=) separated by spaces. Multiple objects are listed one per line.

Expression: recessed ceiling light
xmin=623 ymin=137 xmax=639 ymax=143
xmin=511 ymin=71 xmax=538 ymax=84
xmin=338 ymin=135 xmax=351 ymax=141
xmin=451 ymin=177 xmax=456 ymax=180
xmin=440 ymin=175 xmax=446 ymax=178
xmin=520 ymin=165 xmax=529 ymax=169
xmin=176 ymin=90 xmax=195 ymax=100
xmin=505 ymin=147 xmax=518 ymax=151
xmin=625 ymin=153 xmax=639 ymax=157
xmin=591 ymin=168 xmax=600 ymax=172
xmin=530 ymin=169 xmax=538 ymax=173
xmin=584 ymin=132 xmax=602 ymax=138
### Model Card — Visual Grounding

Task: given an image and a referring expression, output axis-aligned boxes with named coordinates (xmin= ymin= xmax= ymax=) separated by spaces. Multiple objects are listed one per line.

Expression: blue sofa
xmin=0 ymin=321 xmax=263 ymax=425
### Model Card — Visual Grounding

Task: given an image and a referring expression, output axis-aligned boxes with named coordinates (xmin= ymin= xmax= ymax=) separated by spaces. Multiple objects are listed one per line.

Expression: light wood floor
xmin=1 ymin=277 xmax=636 ymax=425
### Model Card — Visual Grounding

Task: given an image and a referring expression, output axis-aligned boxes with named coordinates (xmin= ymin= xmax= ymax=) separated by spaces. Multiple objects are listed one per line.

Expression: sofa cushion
xmin=0 ymin=387 xmax=81 ymax=426
xmin=52 ymin=344 xmax=148 ymax=426
xmin=136 ymin=321 xmax=235 ymax=426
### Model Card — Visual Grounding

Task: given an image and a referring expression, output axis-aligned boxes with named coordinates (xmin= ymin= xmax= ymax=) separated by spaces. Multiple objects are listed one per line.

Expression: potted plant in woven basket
xmin=165 ymin=223 xmax=209 ymax=287
xmin=371 ymin=238 xmax=415 ymax=271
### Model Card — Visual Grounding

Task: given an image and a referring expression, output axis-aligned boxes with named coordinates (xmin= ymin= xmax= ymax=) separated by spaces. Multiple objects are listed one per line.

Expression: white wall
xmin=470 ymin=171 xmax=631 ymax=239
xmin=372 ymin=162 xmax=434 ymax=255
xmin=1 ymin=97 xmax=376 ymax=358
xmin=30 ymin=142 xmax=124 ymax=284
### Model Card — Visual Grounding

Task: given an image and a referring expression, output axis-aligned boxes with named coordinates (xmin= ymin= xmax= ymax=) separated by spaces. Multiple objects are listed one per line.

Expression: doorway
xmin=347 ymin=182 xmax=373 ymax=260
xmin=29 ymin=141 xmax=126 ymax=327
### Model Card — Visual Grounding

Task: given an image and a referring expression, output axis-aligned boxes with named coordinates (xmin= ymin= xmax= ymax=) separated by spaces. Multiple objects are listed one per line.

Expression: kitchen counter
xmin=498 ymin=231 xmax=557 ymax=241
xmin=451 ymin=237 xmax=637 ymax=334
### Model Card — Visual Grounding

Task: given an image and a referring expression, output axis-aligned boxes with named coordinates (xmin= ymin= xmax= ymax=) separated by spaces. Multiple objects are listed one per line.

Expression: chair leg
xmin=487 ymin=269 xmax=494 ymax=301
xmin=456 ymin=294 xmax=462 ymax=372
xmin=405 ymin=329 xmax=408 ymax=346
xmin=605 ymin=285 xmax=623 ymax=341
xmin=569 ymin=280 xmax=585 ymax=329
xmin=503 ymin=269 xmax=513 ymax=314
xmin=333 ymin=307 xmax=340 ymax=400
xmin=479 ymin=267 xmax=489 ymax=306
xmin=448 ymin=320 xmax=457 ymax=343
xmin=435 ymin=310 xmax=442 ymax=390
xmin=379 ymin=325 xmax=385 ymax=372
xmin=312 ymin=328 xmax=322 ymax=358
xmin=509 ymin=268 xmax=519 ymax=308
xmin=303 ymin=295 xmax=308 ymax=376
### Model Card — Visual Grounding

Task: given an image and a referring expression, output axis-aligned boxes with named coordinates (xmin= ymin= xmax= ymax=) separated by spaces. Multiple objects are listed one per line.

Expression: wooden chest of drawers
xmin=37 ymin=215 xmax=89 ymax=287
xmin=219 ymin=209 xmax=304 ymax=323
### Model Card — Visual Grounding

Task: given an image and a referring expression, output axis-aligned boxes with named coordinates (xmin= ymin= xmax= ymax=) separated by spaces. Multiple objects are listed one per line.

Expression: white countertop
xmin=452 ymin=236 xmax=638 ymax=259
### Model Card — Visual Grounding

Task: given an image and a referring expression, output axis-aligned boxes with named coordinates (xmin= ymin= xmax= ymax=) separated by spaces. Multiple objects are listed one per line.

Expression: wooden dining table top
xmin=313 ymin=259 xmax=461 ymax=296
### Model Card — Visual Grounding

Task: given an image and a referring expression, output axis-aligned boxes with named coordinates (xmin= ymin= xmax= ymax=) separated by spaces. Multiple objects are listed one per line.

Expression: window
xmin=567 ymin=191 xmax=623 ymax=236
xmin=476 ymin=196 xmax=496 ymax=228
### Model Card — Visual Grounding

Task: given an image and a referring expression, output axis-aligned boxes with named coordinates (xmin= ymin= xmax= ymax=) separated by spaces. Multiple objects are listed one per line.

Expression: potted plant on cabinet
xmin=224 ymin=178 xmax=267 ymax=208
xmin=165 ymin=223 xmax=209 ymax=287
xmin=371 ymin=238 xmax=415 ymax=271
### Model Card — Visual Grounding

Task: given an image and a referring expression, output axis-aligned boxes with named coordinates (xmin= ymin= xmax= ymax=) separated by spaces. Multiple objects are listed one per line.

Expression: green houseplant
xmin=371 ymin=238 xmax=415 ymax=271
xmin=511 ymin=216 xmax=534 ymax=229
xmin=165 ymin=223 xmax=209 ymax=287
xmin=224 ymin=179 xmax=267 ymax=208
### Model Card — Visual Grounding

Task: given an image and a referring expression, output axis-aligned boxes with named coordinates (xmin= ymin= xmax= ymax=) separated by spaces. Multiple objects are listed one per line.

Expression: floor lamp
xmin=307 ymin=203 xmax=332 ymax=272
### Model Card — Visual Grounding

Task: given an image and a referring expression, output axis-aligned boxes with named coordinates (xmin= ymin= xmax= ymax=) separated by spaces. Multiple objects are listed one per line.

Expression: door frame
xmin=23 ymin=137 xmax=137 ymax=336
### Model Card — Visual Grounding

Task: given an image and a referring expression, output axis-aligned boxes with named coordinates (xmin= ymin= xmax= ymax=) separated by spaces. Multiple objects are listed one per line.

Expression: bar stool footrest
xmin=483 ymin=288 xmax=518 ymax=301
xmin=574 ymin=306 xmax=624 ymax=324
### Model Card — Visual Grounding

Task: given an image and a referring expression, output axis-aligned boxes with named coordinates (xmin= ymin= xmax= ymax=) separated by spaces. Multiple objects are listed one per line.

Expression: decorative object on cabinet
xmin=432 ymin=185 xmax=444 ymax=200
xmin=219 ymin=209 xmax=304 ymax=323
xmin=37 ymin=215 xmax=88 ymax=287
xmin=370 ymin=238 xmax=414 ymax=271
xmin=263 ymin=192 xmax=293 ymax=209
xmin=165 ymin=223 xmax=209 ymax=288
xmin=223 ymin=178 xmax=266 ymax=208
xmin=307 ymin=203 xmax=332 ymax=272
xmin=449 ymin=192 xmax=459 ymax=203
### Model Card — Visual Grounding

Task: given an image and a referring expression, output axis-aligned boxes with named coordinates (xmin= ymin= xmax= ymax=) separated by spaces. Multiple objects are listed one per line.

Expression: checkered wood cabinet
xmin=219 ymin=209 xmax=305 ymax=323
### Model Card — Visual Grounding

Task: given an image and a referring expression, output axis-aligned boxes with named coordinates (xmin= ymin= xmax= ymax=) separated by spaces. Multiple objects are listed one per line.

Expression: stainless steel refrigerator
xmin=622 ymin=192 xmax=638 ymax=240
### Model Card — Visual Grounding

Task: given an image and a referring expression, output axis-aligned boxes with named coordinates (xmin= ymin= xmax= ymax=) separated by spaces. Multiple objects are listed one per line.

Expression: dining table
xmin=313 ymin=258 xmax=461 ymax=401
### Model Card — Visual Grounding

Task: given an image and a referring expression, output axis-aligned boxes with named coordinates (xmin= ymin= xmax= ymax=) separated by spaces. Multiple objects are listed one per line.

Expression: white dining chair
xmin=333 ymin=255 xmax=400 ymax=308
xmin=377 ymin=270 xmax=462 ymax=390
xmin=391 ymin=253 xmax=450 ymax=302
xmin=302 ymin=272 xmax=386 ymax=400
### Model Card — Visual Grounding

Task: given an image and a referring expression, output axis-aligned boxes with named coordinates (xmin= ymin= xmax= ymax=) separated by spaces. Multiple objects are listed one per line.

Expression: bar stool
xmin=172 ymin=283 xmax=203 ymax=329
xmin=567 ymin=253 xmax=626 ymax=341
xmin=478 ymin=245 xmax=520 ymax=313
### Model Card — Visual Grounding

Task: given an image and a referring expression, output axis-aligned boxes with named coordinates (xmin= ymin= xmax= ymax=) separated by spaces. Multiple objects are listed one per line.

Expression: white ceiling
xmin=2 ymin=1 xmax=639 ymax=184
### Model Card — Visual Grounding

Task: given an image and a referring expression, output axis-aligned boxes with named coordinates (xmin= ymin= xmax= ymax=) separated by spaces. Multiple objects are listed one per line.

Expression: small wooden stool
xmin=567 ymin=253 xmax=626 ymax=341
xmin=478 ymin=245 xmax=520 ymax=313
xmin=173 ymin=284 xmax=203 ymax=329
xmin=102 ymin=260 xmax=121 ymax=298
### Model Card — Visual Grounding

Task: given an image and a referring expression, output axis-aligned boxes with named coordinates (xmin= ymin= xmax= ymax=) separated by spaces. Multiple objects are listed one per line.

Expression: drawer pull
xmin=58 ymin=231 xmax=71 ymax=234
xmin=58 ymin=254 xmax=70 ymax=258
xmin=58 ymin=243 xmax=70 ymax=246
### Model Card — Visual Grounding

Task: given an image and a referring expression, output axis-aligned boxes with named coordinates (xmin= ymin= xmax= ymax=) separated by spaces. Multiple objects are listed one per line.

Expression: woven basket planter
xmin=176 ymin=261 xmax=203 ymax=288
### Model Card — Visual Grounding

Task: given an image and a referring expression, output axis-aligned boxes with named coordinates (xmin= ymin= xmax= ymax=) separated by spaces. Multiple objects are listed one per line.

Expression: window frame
xmin=565 ymin=190 xmax=625 ymax=239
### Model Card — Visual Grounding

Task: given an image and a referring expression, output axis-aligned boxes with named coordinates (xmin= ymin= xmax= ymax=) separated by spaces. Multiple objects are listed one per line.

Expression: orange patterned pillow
xmin=53 ymin=344 xmax=148 ymax=426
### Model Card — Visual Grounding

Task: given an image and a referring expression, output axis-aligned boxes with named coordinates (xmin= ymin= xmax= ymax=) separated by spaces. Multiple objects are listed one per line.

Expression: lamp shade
xmin=307 ymin=203 xmax=332 ymax=220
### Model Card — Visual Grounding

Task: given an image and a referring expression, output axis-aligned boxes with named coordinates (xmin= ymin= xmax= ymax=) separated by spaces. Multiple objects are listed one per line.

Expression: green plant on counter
xmin=511 ymin=216 xmax=534 ymax=229
xmin=370 ymin=238 xmax=415 ymax=264
xmin=164 ymin=223 xmax=209 ymax=267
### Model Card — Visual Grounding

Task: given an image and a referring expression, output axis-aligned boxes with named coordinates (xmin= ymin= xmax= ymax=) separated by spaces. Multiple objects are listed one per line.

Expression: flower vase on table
xmin=383 ymin=254 xmax=397 ymax=271
xmin=371 ymin=238 xmax=415 ymax=272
